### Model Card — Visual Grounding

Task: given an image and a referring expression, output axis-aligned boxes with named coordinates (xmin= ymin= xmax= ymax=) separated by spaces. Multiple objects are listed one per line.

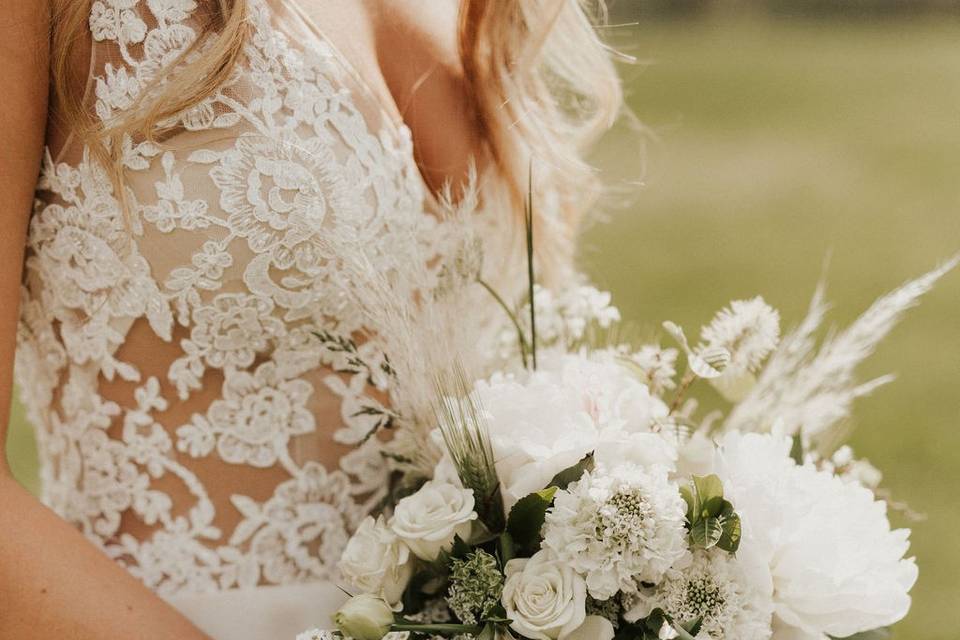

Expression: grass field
xmin=5 ymin=16 xmax=960 ymax=639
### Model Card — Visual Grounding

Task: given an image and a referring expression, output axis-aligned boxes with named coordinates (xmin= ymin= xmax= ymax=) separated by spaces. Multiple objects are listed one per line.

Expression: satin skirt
xmin=165 ymin=582 xmax=347 ymax=640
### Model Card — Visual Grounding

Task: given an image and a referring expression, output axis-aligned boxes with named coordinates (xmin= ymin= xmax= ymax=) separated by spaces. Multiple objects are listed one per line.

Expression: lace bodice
xmin=15 ymin=0 xmax=514 ymax=597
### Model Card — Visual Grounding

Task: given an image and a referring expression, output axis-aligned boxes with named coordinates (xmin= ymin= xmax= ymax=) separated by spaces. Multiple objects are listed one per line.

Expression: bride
xmin=0 ymin=1 xmax=622 ymax=638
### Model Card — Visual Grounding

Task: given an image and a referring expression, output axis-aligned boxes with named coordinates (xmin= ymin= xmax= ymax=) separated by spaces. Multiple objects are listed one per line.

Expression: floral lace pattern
xmin=15 ymin=0 xmax=481 ymax=597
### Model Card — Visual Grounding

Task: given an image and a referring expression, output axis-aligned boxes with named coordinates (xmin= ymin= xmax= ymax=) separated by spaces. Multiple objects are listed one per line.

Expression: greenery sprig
xmin=680 ymin=474 xmax=742 ymax=553
xmin=433 ymin=364 xmax=505 ymax=533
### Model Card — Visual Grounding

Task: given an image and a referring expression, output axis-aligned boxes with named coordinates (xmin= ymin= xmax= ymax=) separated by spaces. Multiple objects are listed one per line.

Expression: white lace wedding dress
xmin=15 ymin=1 xmax=515 ymax=637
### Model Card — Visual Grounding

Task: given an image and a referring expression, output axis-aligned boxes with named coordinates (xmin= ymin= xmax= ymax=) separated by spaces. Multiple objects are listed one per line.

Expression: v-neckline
xmin=279 ymin=0 xmax=442 ymax=210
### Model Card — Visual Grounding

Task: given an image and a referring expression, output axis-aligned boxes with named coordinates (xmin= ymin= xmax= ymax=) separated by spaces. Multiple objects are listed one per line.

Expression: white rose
xmin=390 ymin=481 xmax=477 ymax=561
xmin=340 ymin=515 xmax=414 ymax=606
xmin=502 ymin=550 xmax=612 ymax=640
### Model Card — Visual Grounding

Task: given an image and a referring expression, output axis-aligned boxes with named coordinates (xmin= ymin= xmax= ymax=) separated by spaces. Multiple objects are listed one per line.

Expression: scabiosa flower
xmin=542 ymin=464 xmax=689 ymax=600
xmin=626 ymin=549 xmax=773 ymax=640
xmin=447 ymin=550 xmax=504 ymax=625
xmin=697 ymin=297 xmax=780 ymax=401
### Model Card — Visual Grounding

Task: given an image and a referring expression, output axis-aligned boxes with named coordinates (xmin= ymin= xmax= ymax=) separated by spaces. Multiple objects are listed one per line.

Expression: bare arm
xmin=0 ymin=4 xmax=208 ymax=638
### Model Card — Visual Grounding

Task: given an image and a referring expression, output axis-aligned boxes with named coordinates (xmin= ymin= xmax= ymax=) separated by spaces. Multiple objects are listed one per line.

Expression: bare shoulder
xmin=367 ymin=0 xmax=485 ymax=193
xmin=369 ymin=0 xmax=461 ymax=69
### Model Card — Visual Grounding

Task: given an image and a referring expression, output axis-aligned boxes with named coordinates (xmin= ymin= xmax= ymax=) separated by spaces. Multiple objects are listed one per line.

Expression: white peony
xmin=625 ymin=548 xmax=774 ymax=640
xmin=716 ymin=432 xmax=917 ymax=639
xmin=389 ymin=481 xmax=477 ymax=561
xmin=339 ymin=515 xmax=414 ymax=606
xmin=472 ymin=350 xmax=675 ymax=509
xmin=674 ymin=429 xmax=718 ymax=478
xmin=542 ymin=464 xmax=689 ymax=600
xmin=501 ymin=549 xmax=614 ymax=640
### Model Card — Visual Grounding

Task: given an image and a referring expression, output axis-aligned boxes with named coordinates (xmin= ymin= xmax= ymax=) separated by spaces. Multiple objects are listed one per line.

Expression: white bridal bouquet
xmin=304 ymin=198 xmax=955 ymax=640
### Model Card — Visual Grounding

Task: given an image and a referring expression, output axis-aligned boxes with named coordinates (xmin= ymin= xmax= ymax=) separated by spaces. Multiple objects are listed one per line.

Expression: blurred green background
xmin=582 ymin=8 xmax=960 ymax=639
xmin=6 ymin=4 xmax=960 ymax=639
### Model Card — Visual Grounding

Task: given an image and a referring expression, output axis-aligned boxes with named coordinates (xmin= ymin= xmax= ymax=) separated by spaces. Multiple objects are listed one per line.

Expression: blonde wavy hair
xmin=50 ymin=0 xmax=622 ymax=272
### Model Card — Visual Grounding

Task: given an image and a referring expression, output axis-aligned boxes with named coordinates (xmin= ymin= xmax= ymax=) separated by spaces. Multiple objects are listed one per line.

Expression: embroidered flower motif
xmin=120 ymin=526 xmax=222 ymax=595
xmin=191 ymin=362 xmax=316 ymax=468
xmin=168 ymin=293 xmax=286 ymax=399
xmin=146 ymin=0 xmax=198 ymax=23
xmin=143 ymin=152 xmax=211 ymax=232
xmin=90 ymin=0 xmax=147 ymax=45
xmin=211 ymin=134 xmax=358 ymax=271
xmin=190 ymin=294 xmax=284 ymax=369
xmin=27 ymin=172 xmax=173 ymax=380
xmin=138 ymin=23 xmax=198 ymax=83
xmin=31 ymin=203 xmax=132 ymax=315
xmin=230 ymin=463 xmax=362 ymax=584
xmin=95 ymin=64 xmax=141 ymax=121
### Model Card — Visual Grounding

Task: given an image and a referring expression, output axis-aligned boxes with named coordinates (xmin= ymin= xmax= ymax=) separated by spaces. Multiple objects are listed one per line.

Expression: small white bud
xmin=334 ymin=594 xmax=394 ymax=640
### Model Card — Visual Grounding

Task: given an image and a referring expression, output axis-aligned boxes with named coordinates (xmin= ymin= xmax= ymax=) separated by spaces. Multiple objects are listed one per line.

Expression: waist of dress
xmin=163 ymin=581 xmax=347 ymax=640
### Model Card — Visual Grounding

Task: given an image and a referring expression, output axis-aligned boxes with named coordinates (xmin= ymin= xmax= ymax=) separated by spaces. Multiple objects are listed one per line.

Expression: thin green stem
xmin=525 ymin=162 xmax=537 ymax=371
xmin=392 ymin=622 xmax=484 ymax=635
xmin=669 ymin=369 xmax=697 ymax=415
xmin=478 ymin=277 xmax=529 ymax=368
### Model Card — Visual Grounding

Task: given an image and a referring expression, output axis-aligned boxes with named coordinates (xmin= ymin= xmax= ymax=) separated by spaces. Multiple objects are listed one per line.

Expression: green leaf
xmin=681 ymin=616 xmax=703 ymax=637
xmin=477 ymin=624 xmax=497 ymax=640
xmin=506 ymin=487 xmax=558 ymax=554
xmin=482 ymin=604 xmax=511 ymax=624
xmin=680 ymin=484 xmax=697 ymax=520
xmin=692 ymin=474 xmax=724 ymax=505
xmin=548 ymin=455 xmax=593 ymax=490
xmin=671 ymin=625 xmax=699 ymax=640
xmin=701 ymin=495 xmax=725 ymax=519
xmin=615 ymin=609 xmax=675 ymax=640
xmin=498 ymin=532 xmax=516 ymax=565
xmin=683 ymin=474 xmax=724 ymax=523
xmin=716 ymin=512 xmax=742 ymax=553
xmin=790 ymin=433 xmax=804 ymax=465
xmin=450 ymin=534 xmax=472 ymax=559
xmin=402 ymin=566 xmax=443 ymax=613
xmin=689 ymin=516 xmax=723 ymax=549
